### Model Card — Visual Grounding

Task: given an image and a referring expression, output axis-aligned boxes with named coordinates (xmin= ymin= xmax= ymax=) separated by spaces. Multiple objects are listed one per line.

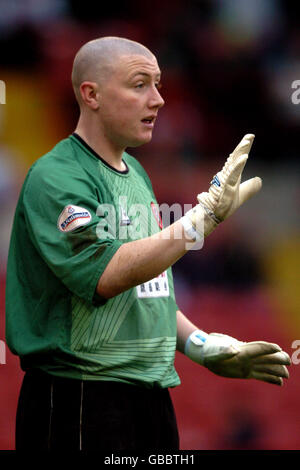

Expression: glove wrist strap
xmin=198 ymin=202 xmax=222 ymax=225
xmin=184 ymin=329 xmax=209 ymax=365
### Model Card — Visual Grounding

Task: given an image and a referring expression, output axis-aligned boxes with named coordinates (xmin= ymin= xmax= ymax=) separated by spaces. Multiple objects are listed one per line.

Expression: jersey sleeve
xmin=22 ymin=160 xmax=123 ymax=305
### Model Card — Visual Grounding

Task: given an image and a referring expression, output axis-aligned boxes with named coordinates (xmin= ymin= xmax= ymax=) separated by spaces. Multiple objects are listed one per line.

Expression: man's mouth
xmin=141 ymin=116 xmax=156 ymax=128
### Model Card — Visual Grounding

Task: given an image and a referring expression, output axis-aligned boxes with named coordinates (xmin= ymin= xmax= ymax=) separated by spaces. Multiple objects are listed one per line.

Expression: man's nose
xmin=149 ymin=86 xmax=165 ymax=109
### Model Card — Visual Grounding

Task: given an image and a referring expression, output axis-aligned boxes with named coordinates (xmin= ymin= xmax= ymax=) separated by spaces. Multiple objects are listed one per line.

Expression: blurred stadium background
xmin=0 ymin=0 xmax=299 ymax=450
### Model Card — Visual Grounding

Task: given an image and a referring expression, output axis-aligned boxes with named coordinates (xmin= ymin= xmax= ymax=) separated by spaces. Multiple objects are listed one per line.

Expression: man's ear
xmin=80 ymin=81 xmax=100 ymax=110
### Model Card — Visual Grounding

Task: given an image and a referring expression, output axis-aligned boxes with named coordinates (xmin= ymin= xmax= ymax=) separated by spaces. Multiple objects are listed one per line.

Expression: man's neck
xmin=74 ymin=119 xmax=126 ymax=172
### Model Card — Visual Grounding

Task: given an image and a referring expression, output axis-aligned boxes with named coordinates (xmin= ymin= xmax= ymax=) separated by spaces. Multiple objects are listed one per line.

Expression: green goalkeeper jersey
xmin=5 ymin=134 xmax=181 ymax=388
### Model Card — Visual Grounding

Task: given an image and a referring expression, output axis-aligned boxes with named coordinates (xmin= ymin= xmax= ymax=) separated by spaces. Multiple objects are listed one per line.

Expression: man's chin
xmin=127 ymin=133 xmax=153 ymax=148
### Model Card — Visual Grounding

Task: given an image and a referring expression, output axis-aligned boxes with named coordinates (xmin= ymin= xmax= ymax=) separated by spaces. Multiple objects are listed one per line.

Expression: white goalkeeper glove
xmin=180 ymin=134 xmax=262 ymax=240
xmin=184 ymin=330 xmax=291 ymax=386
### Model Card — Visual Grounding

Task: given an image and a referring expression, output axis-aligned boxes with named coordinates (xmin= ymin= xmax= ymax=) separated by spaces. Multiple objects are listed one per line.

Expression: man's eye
xmin=156 ymin=82 xmax=162 ymax=90
xmin=135 ymin=83 xmax=144 ymax=89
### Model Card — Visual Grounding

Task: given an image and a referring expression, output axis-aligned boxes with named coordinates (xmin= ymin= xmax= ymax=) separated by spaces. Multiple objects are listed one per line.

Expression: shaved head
xmin=71 ymin=36 xmax=155 ymax=105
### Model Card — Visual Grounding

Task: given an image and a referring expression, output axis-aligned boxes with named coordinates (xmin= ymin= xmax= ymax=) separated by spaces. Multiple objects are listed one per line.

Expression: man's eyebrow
xmin=129 ymin=71 xmax=161 ymax=79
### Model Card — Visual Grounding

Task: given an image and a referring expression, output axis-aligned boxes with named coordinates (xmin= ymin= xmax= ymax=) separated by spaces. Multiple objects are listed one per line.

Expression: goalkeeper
xmin=6 ymin=37 xmax=290 ymax=451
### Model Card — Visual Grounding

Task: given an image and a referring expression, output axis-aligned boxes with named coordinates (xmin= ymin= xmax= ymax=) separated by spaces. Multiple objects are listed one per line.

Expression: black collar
xmin=72 ymin=132 xmax=129 ymax=174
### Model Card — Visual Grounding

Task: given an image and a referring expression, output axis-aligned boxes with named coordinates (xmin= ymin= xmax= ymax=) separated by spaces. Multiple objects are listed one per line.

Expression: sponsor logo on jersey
xmin=58 ymin=205 xmax=92 ymax=232
xmin=151 ymin=202 xmax=163 ymax=229
xmin=136 ymin=271 xmax=169 ymax=298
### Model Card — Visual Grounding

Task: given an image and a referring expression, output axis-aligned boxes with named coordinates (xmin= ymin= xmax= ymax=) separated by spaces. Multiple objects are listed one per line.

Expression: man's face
xmin=98 ymin=54 xmax=165 ymax=149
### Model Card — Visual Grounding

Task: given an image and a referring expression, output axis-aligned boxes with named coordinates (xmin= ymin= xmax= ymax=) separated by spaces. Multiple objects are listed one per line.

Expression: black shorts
xmin=15 ymin=369 xmax=180 ymax=451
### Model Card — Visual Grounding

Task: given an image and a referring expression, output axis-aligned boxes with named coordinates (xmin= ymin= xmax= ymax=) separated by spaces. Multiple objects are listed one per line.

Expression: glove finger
xmin=229 ymin=134 xmax=255 ymax=163
xmin=253 ymin=363 xmax=289 ymax=379
xmin=226 ymin=155 xmax=248 ymax=186
xmin=252 ymin=351 xmax=291 ymax=365
xmin=250 ymin=371 xmax=283 ymax=386
xmin=240 ymin=341 xmax=282 ymax=358
xmin=238 ymin=177 xmax=262 ymax=206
